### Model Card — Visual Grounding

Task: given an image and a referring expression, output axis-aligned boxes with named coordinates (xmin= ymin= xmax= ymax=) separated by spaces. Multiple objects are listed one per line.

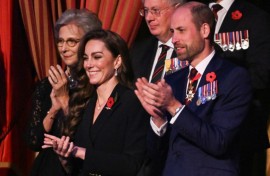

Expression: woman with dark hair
xmin=26 ymin=9 xmax=102 ymax=175
xmin=43 ymin=29 xmax=149 ymax=176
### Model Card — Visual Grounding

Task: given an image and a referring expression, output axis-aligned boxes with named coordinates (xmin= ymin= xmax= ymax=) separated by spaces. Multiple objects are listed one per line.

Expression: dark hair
xmin=54 ymin=9 xmax=102 ymax=39
xmin=183 ymin=2 xmax=215 ymax=44
xmin=63 ymin=29 xmax=134 ymax=139
xmin=77 ymin=29 xmax=134 ymax=87
xmin=57 ymin=9 xmax=101 ymax=139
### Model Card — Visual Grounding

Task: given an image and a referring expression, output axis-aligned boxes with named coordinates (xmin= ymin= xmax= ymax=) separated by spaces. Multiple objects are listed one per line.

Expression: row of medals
xmin=164 ymin=58 xmax=189 ymax=75
xmin=214 ymin=30 xmax=249 ymax=52
xmin=196 ymin=80 xmax=218 ymax=106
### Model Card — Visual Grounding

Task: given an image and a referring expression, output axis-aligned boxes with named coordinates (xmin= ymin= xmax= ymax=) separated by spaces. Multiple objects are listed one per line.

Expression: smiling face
xmin=143 ymin=0 xmax=174 ymax=42
xmin=83 ymin=39 xmax=121 ymax=87
xmin=57 ymin=24 xmax=85 ymax=67
xmin=170 ymin=7 xmax=205 ymax=65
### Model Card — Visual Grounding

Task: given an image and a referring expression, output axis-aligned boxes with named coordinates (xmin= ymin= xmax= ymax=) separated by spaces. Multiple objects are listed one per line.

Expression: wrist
xmin=167 ymin=99 xmax=182 ymax=116
xmin=152 ymin=116 xmax=166 ymax=128
xmin=72 ymin=146 xmax=85 ymax=160
xmin=47 ymin=108 xmax=58 ymax=119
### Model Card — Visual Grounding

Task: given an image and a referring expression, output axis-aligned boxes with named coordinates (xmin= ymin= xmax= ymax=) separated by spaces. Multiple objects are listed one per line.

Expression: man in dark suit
xmin=209 ymin=0 xmax=270 ymax=175
xmin=130 ymin=1 xmax=186 ymax=175
xmin=135 ymin=2 xmax=252 ymax=175
xmin=130 ymin=0 xmax=187 ymax=82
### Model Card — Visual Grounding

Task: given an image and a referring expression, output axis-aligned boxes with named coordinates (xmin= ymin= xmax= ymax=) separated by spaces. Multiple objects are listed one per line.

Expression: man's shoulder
xmin=231 ymin=0 xmax=270 ymax=18
xmin=130 ymin=35 xmax=158 ymax=52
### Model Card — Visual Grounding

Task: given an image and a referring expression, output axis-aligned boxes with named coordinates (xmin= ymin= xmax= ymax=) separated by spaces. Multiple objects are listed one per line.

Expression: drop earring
xmin=114 ymin=68 xmax=118 ymax=76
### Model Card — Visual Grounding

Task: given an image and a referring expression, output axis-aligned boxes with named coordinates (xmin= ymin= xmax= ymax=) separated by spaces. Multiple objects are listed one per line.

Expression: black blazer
xmin=216 ymin=0 xmax=270 ymax=93
xmin=214 ymin=0 xmax=270 ymax=165
xmin=73 ymin=84 xmax=149 ymax=176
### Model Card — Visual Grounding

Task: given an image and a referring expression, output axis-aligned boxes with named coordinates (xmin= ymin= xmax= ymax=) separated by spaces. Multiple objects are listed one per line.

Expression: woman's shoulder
xmin=32 ymin=77 xmax=52 ymax=100
xmin=115 ymin=84 xmax=136 ymax=99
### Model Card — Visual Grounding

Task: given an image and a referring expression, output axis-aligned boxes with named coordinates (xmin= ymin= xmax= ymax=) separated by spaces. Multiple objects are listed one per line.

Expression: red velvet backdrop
xmin=0 ymin=0 xmax=36 ymax=175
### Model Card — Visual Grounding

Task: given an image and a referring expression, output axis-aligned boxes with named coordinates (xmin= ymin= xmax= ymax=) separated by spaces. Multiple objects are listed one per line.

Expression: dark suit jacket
xmin=73 ymin=84 xmax=149 ymax=176
xmin=151 ymin=54 xmax=252 ymax=176
xmin=130 ymin=35 xmax=177 ymax=80
xmin=215 ymin=1 xmax=270 ymax=174
xmin=217 ymin=0 xmax=270 ymax=91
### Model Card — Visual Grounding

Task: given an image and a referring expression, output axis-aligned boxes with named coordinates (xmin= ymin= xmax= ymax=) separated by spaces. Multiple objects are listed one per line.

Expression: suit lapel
xmin=90 ymin=84 xmax=124 ymax=141
xmin=166 ymin=67 xmax=189 ymax=104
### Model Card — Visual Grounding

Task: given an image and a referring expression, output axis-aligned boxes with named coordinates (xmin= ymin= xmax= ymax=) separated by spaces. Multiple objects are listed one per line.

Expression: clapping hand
xmin=135 ymin=77 xmax=182 ymax=127
xmin=42 ymin=134 xmax=74 ymax=158
xmin=48 ymin=65 xmax=69 ymax=114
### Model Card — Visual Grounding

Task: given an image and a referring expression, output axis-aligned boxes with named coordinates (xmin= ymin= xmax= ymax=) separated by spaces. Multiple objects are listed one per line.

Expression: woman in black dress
xmin=26 ymin=9 xmax=101 ymax=176
xmin=43 ymin=30 xmax=149 ymax=176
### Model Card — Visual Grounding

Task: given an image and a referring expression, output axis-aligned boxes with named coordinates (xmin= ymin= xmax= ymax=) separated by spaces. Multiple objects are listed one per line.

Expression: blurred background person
xmin=130 ymin=0 xmax=187 ymax=82
xmin=25 ymin=9 xmax=102 ymax=176
xmin=208 ymin=0 xmax=270 ymax=175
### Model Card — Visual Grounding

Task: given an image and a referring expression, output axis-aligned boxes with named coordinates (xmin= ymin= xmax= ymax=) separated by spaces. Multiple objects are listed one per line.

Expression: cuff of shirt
xmin=150 ymin=117 xmax=168 ymax=136
xmin=170 ymin=105 xmax=185 ymax=124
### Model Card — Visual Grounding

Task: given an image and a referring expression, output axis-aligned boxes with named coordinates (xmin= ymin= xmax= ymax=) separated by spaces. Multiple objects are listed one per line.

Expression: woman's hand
xmin=43 ymin=134 xmax=74 ymax=158
xmin=48 ymin=65 xmax=69 ymax=114
xmin=43 ymin=134 xmax=86 ymax=160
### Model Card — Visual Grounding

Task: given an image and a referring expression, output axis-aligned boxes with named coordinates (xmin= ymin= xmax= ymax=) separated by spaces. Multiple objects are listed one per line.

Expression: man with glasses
xmin=130 ymin=1 xmax=186 ymax=175
xmin=130 ymin=0 xmax=186 ymax=83
xmin=135 ymin=2 xmax=252 ymax=175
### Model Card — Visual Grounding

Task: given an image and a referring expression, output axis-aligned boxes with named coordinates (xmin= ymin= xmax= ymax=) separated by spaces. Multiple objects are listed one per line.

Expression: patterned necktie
xmin=212 ymin=4 xmax=223 ymax=21
xmin=151 ymin=44 xmax=169 ymax=83
xmin=186 ymin=68 xmax=200 ymax=104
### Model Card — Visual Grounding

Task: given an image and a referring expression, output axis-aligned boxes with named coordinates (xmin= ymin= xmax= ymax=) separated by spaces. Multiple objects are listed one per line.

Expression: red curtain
xmin=0 ymin=0 xmax=143 ymax=175
xmin=19 ymin=0 xmax=143 ymax=79
xmin=0 ymin=0 xmax=36 ymax=175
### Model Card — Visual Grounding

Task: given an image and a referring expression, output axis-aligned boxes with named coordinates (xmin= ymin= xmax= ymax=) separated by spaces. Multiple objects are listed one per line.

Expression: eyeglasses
xmin=56 ymin=38 xmax=80 ymax=47
xmin=139 ymin=6 xmax=171 ymax=17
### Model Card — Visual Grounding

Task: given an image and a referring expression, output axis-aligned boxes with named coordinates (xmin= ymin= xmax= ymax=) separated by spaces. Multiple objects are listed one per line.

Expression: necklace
xmin=96 ymin=98 xmax=105 ymax=110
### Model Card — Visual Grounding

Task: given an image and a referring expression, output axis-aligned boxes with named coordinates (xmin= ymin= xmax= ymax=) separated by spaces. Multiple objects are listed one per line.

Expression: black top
xmin=72 ymin=84 xmax=149 ymax=176
xmin=26 ymin=78 xmax=67 ymax=176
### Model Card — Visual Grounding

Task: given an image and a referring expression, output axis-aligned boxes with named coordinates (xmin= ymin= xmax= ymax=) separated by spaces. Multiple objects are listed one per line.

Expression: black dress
xmin=26 ymin=78 xmax=67 ymax=176
xmin=72 ymin=84 xmax=150 ymax=176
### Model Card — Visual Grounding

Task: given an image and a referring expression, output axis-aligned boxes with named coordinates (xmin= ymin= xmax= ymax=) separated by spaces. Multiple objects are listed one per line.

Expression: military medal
xmin=206 ymin=83 xmax=212 ymax=101
xmin=165 ymin=58 xmax=189 ymax=76
xmin=228 ymin=32 xmax=235 ymax=52
xmin=214 ymin=33 xmax=222 ymax=47
xmin=165 ymin=59 xmax=171 ymax=74
xmin=222 ymin=33 xmax=228 ymax=51
xmin=201 ymin=86 xmax=207 ymax=104
xmin=235 ymin=31 xmax=241 ymax=50
xmin=212 ymin=80 xmax=218 ymax=100
xmin=186 ymin=89 xmax=195 ymax=102
xmin=186 ymin=72 xmax=201 ymax=104
xmin=197 ymin=79 xmax=218 ymax=105
xmin=241 ymin=30 xmax=249 ymax=50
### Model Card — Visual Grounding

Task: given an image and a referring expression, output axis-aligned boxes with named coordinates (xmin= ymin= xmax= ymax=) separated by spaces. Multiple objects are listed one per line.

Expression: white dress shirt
xmin=149 ymin=38 xmax=174 ymax=82
xmin=209 ymin=0 xmax=234 ymax=33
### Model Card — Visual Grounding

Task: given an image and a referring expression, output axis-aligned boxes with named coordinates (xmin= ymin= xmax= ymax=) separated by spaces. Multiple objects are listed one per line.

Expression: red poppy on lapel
xmin=105 ymin=93 xmax=118 ymax=110
xmin=206 ymin=72 xmax=216 ymax=82
xmin=231 ymin=10 xmax=242 ymax=20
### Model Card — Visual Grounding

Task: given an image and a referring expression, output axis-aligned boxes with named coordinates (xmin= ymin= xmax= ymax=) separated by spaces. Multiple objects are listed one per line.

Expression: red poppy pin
xmin=206 ymin=72 xmax=216 ymax=82
xmin=231 ymin=10 xmax=242 ymax=20
xmin=105 ymin=93 xmax=118 ymax=110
